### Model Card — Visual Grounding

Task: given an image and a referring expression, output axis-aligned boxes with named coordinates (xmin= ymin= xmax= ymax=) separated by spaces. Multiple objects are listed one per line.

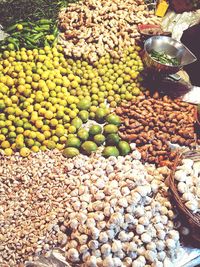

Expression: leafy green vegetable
xmin=150 ymin=50 xmax=179 ymax=66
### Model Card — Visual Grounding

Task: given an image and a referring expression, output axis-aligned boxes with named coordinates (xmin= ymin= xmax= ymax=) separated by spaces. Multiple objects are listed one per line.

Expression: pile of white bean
xmin=59 ymin=149 xmax=180 ymax=267
xmin=175 ymin=158 xmax=200 ymax=214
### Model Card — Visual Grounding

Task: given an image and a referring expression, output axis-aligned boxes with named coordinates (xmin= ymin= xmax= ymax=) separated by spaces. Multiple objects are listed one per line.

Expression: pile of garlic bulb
xmin=175 ymin=158 xmax=200 ymax=214
xmin=59 ymin=149 xmax=180 ymax=267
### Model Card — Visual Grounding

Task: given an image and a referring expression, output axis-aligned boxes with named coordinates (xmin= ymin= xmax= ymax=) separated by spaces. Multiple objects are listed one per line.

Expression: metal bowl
xmin=143 ymin=36 xmax=197 ymax=74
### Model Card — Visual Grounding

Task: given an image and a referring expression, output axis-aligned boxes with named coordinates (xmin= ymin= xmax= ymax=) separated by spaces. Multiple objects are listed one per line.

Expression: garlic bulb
xmin=48 ymin=150 xmax=181 ymax=266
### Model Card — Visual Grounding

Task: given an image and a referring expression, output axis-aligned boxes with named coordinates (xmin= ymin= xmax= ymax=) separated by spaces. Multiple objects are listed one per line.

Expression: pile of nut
xmin=58 ymin=0 xmax=160 ymax=61
xmin=0 ymin=149 xmax=181 ymax=266
xmin=116 ymin=92 xmax=198 ymax=166
xmin=175 ymin=157 xmax=200 ymax=214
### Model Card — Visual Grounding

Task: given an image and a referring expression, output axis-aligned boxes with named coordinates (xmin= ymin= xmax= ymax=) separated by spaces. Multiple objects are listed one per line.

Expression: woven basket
xmin=168 ymin=149 xmax=200 ymax=243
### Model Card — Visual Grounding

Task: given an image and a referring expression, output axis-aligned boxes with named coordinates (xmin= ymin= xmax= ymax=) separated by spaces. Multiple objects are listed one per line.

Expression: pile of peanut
xmin=116 ymin=92 xmax=199 ymax=166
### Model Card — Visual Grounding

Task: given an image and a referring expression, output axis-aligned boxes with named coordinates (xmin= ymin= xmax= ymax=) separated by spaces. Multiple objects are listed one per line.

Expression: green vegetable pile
xmin=150 ymin=50 xmax=179 ymax=66
xmin=0 ymin=0 xmax=70 ymax=27
xmin=0 ymin=19 xmax=58 ymax=51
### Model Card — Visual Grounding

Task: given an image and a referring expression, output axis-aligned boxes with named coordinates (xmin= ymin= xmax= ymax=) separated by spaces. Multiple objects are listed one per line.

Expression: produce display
xmin=0 ymin=0 xmax=200 ymax=266
xmin=58 ymin=0 xmax=160 ymax=62
xmin=0 ymin=149 xmax=180 ymax=266
xmin=116 ymin=91 xmax=199 ymax=166
xmin=150 ymin=50 xmax=179 ymax=66
xmin=0 ymin=19 xmax=58 ymax=51
xmin=0 ymin=45 xmax=143 ymax=157
xmin=175 ymin=158 xmax=200 ymax=213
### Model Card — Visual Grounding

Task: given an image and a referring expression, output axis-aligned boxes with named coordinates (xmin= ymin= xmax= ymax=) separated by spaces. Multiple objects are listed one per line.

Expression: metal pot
xmin=143 ymin=36 xmax=197 ymax=75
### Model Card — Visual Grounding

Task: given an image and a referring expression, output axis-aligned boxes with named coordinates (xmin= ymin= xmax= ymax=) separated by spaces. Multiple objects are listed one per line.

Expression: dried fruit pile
xmin=116 ymin=92 xmax=199 ymax=166
xmin=0 ymin=149 xmax=180 ymax=267
xmin=58 ymin=0 xmax=160 ymax=61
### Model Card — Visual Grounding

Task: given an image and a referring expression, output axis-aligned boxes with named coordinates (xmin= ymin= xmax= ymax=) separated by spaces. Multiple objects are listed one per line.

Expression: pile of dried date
xmin=116 ymin=91 xmax=199 ymax=167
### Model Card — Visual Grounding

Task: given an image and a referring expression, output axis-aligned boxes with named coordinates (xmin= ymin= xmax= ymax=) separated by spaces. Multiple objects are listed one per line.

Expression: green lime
xmin=102 ymin=146 xmax=119 ymax=158
xmin=118 ymin=141 xmax=131 ymax=156
xmin=104 ymin=124 xmax=118 ymax=135
xmin=77 ymin=128 xmax=89 ymax=141
xmin=71 ymin=117 xmax=83 ymax=129
xmin=106 ymin=133 xmax=120 ymax=145
xmin=81 ymin=141 xmax=97 ymax=155
xmin=78 ymin=110 xmax=89 ymax=122
xmin=77 ymin=99 xmax=91 ymax=110
xmin=63 ymin=147 xmax=80 ymax=158
xmin=66 ymin=137 xmax=81 ymax=148
xmin=95 ymin=108 xmax=107 ymax=122
xmin=106 ymin=114 xmax=121 ymax=126
xmin=89 ymin=125 xmax=102 ymax=136
xmin=93 ymin=134 xmax=105 ymax=146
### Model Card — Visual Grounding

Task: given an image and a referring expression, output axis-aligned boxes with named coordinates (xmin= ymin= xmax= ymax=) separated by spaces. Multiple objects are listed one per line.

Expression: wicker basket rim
xmin=169 ymin=150 xmax=200 ymax=229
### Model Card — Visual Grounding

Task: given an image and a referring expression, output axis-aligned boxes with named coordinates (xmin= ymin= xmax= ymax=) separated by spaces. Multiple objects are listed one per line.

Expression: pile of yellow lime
xmin=0 ymin=45 xmax=143 ymax=156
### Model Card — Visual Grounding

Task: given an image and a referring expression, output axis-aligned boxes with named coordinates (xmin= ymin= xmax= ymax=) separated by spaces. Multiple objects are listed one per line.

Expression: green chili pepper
xmin=44 ymin=39 xmax=50 ymax=47
xmin=25 ymin=40 xmax=37 ymax=49
xmin=31 ymin=32 xmax=44 ymax=41
xmin=53 ymin=25 xmax=59 ymax=37
xmin=37 ymin=19 xmax=52 ymax=25
xmin=34 ymin=25 xmax=50 ymax=31
xmin=5 ymin=24 xmax=17 ymax=33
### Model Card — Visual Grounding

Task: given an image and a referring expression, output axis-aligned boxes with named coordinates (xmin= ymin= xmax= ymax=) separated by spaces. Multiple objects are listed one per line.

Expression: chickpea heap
xmin=116 ymin=92 xmax=199 ymax=166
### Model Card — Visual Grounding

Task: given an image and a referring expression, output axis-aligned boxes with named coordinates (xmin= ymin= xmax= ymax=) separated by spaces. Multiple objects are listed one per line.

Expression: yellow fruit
xmin=20 ymin=147 xmax=30 ymax=157
xmin=4 ymin=148 xmax=13 ymax=156
xmin=56 ymin=143 xmax=65 ymax=150
xmin=44 ymin=110 xmax=53 ymax=119
xmin=36 ymin=132 xmax=45 ymax=142
xmin=1 ymin=140 xmax=10 ymax=148
xmin=31 ymin=146 xmax=39 ymax=153
xmin=55 ymin=127 xmax=65 ymax=137
xmin=35 ymin=120 xmax=43 ymax=129
xmin=46 ymin=140 xmax=56 ymax=150
xmin=0 ymin=134 xmax=6 ymax=141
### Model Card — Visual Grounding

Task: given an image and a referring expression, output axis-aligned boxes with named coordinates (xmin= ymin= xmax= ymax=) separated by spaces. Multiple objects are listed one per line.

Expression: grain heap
xmin=0 ymin=149 xmax=181 ymax=266
xmin=58 ymin=0 xmax=160 ymax=61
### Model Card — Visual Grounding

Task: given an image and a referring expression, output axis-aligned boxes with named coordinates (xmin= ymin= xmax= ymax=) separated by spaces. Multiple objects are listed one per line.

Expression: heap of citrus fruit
xmin=63 ymin=113 xmax=131 ymax=158
xmin=0 ymin=45 xmax=143 ymax=156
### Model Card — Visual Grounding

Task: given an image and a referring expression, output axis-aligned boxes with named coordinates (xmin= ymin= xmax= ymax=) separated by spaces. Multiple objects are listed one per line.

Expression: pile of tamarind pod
xmin=116 ymin=91 xmax=199 ymax=167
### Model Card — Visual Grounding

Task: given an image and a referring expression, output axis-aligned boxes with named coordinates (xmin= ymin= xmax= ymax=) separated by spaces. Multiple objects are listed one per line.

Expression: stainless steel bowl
xmin=143 ymin=36 xmax=197 ymax=74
